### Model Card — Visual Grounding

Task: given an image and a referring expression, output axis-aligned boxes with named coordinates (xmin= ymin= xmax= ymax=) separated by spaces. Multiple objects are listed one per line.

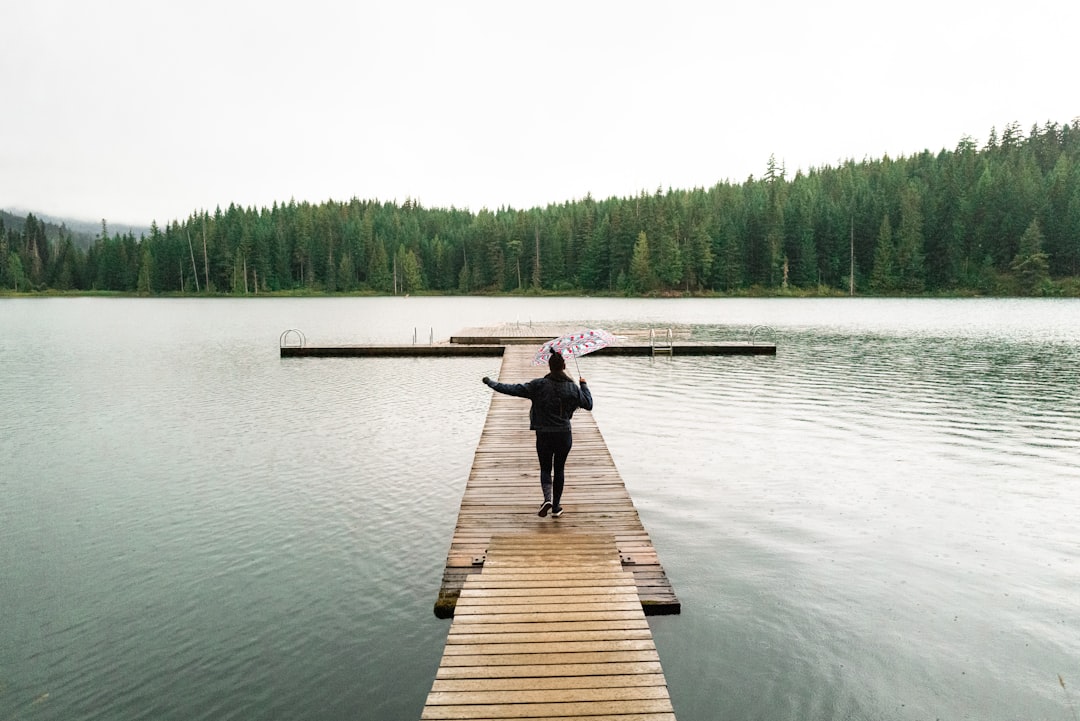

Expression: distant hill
xmin=1 ymin=209 xmax=151 ymax=251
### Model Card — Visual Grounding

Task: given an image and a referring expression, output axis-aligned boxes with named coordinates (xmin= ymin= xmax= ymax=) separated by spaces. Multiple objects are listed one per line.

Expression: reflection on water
xmin=1 ymin=297 xmax=1078 ymax=721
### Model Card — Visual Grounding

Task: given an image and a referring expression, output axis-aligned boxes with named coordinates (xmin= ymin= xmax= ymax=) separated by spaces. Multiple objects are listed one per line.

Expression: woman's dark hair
xmin=546 ymin=352 xmax=573 ymax=382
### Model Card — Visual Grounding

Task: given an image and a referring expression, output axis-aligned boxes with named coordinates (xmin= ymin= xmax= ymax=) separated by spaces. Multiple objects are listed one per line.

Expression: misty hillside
xmin=1 ymin=210 xmax=150 ymax=251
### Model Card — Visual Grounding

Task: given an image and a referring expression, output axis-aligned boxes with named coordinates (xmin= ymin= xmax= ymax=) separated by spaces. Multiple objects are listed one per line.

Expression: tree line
xmin=4 ymin=120 xmax=1079 ymax=296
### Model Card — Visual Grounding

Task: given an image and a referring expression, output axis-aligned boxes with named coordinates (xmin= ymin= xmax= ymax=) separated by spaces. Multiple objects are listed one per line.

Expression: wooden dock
xmin=281 ymin=341 xmax=772 ymax=357
xmin=275 ymin=323 xmax=772 ymax=718
xmin=280 ymin=324 xmax=775 ymax=358
xmin=434 ymin=345 xmax=680 ymax=619
xmin=425 ymin=344 xmax=680 ymax=718
xmin=422 ymin=534 xmax=675 ymax=720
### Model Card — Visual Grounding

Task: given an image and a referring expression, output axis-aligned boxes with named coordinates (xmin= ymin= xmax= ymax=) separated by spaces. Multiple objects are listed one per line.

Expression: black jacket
xmin=484 ymin=375 xmax=593 ymax=432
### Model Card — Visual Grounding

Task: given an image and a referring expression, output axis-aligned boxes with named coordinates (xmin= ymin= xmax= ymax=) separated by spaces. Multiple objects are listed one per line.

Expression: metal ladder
xmin=649 ymin=328 xmax=673 ymax=355
xmin=279 ymin=329 xmax=307 ymax=348
xmin=748 ymin=325 xmax=776 ymax=345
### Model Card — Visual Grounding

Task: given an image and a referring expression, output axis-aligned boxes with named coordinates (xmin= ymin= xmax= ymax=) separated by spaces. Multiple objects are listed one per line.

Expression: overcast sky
xmin=2 ymin=0 xmax=1077 ymax=227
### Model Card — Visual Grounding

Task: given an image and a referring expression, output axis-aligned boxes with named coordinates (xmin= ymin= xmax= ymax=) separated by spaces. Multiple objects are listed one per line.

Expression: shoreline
xmin=3 ymin=285 xmax=1079 ymax=300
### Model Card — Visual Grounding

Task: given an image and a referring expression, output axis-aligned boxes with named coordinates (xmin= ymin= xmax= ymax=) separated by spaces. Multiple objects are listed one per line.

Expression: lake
xmin=1 ymin=296 xmax=1078 ymax=721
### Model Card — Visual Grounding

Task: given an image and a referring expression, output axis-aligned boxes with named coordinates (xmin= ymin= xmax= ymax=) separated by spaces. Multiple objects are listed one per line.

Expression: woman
xmin=482 ymin=352 xmax=593 ymax=518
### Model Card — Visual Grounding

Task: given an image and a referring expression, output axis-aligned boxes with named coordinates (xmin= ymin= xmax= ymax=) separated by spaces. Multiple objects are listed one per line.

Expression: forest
xmin=3 ymin=120 xmax=1079 ymax=297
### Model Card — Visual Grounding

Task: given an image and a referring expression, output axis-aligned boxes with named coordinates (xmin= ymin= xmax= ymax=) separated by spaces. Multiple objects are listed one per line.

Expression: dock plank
xmin=422 ymin=533 xmax=676 ymax=720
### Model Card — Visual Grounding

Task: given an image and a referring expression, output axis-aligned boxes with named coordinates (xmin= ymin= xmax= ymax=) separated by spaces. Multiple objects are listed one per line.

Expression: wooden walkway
xmin=422 ymin=534 xmax=675 ymax=720
xmin=422 ymin=342 xmax=682 ymax=719
xmin=434 ymin=346 xmax=680 ymax=619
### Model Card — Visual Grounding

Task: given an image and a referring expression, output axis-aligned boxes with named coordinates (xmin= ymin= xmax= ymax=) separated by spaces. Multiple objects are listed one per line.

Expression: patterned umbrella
xmin=533 ymin=329 xmax=615 ymax=373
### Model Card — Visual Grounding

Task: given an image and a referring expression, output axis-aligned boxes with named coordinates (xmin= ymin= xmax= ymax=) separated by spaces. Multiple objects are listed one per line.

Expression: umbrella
xmin=533 ymin=328 xmax=615 ymax=376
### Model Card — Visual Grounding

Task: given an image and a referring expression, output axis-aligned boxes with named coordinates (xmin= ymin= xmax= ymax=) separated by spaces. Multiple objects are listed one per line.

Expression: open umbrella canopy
xmin=532 ymin=329 xmax=615 ymax=366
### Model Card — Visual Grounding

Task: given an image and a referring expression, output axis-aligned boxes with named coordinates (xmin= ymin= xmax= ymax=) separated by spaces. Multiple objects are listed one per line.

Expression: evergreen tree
xmin=23 ymin=214 xmax=47 ymax=286
xmin=656 ymin=229 xmax=683 ymax=289
xmin=338 ymin=253 xmax=356 ymax=292
xmin=895 ymin=187 xmax=926 ymax=293
xmin=0 ymin=239 xmax=9 ymax=290
xmin=51 ymin=236 xmax=81 ymax=290
xmin=231 ymin=247 xmax=247 ymax=294
xmin=368 ymin=237 xmax=391 ymax=291
xmin=530 ymin=226 xmax=541 ymax=290
xmin=325 ymin=241 xmax=337 ymax=293
xmin=137 ymin=246 xmax=154 ymax=295
xmin=1010 ymin=218 xmax=1050 ymax=295
xmin=505 ymin=237 xmax=524 ymax=291
xmin=7 ymin=253 xmax=25 ymax=291
xmin=294 ymin=207 xmax=314 ymax=287
xmin=687 ymin=223 xmax=714 ymax=291
xmin=630 ymin=231 xmax=655 ymax=292
xmin=399 ymin=247 xmax=424 ymax=292
xmin=870 ymin=214 xmax=895 ymax=293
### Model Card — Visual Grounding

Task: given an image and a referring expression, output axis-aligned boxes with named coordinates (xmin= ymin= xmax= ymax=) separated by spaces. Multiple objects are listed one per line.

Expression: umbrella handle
xmin=573 ymin=354 xmax=581 ymax=378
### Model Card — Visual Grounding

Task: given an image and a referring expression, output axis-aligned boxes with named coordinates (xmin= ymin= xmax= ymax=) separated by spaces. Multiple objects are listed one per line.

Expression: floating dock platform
xmin=280 ymin=324 xmax=776 ymax=357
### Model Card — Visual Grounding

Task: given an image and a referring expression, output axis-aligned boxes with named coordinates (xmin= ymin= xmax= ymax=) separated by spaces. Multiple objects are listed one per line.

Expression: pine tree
xmin=7 ymin=252 xmax=25 ymax=291
xmin=368 ymin=237 xmax=391 ymax=292
xmin=231 ymin=247 xmax=246 ymax=294
xmin=400 ymin=248 xmax=423 ymax=292
xmin=531 ymin=226 xmax=541 ymax=290
xmin=688 ymin=224 xmax=714 ymax=291
xmin=338 ymin=253 xmax=356 ymax=292
xmin=870 ymin=214 xmax=895 ymax=293
xmin=1010 ymin=218 xmax=1050 ymax=295
xmin=656 ymin=230 xmax=683 ymax=289
xmin=137 ymin=246 xmax=154 ymax=295
xmin=894 ymin=187 xmax=926 ymax=293
xmin=630 ymin=231 xmax=655 ymax=292
xmin=506 ymin=237 xmax=524 ymax=291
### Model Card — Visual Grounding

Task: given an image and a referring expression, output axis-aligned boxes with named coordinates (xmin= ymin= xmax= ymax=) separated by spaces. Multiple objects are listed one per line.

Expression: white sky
xmin=2 ymin=0 xmax=1077 ymax=227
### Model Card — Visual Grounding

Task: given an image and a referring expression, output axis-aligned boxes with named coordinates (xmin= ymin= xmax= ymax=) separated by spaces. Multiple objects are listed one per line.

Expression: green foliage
xmin=629 ymin=231 xmax=655 ymax=292
xmin=894 ymin=185 xmax=926 ymax=293
xmin=9 ymin=119 xmax=1080 ymax=296
xmin=137 ymin=246 xmax=153 ymax=295
xmin=870 ymin=215 xmax=895 ymax=293
xmin=7 ymin=252 xmax=26 ymax=291
xmin=396 ymin=246 xmax=424 ymax=293
xmin=1011 ymin=218 xmax=1051 ymax=295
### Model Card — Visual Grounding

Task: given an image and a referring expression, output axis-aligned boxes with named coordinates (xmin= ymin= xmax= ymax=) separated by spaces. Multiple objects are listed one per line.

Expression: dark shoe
xmin=552 ymin=507 xmax=564 ymax=518
xmin=538 ymin=501 xmax=552 ymax=517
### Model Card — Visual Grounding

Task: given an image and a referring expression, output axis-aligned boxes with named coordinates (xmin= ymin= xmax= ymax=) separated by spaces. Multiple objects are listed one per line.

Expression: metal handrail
xmin=649 ymin=328 xmax=673 ymax=355
xmin=749 ymin=325 xmax=776 ymax=345
xmin=279 ymin=329 xmax=306 ymax=348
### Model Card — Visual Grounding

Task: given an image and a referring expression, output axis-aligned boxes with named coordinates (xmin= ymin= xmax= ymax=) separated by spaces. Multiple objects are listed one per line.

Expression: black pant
xmin=536 ymin=430 xmax=573 ymax=509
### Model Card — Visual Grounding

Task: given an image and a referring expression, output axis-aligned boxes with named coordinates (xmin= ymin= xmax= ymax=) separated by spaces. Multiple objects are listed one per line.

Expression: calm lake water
xmin=2 ymin=296 xmax=1078 ymax=721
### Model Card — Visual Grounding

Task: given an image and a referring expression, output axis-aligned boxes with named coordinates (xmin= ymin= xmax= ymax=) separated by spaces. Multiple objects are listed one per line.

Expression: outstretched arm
xmin=482 ymin=376 xmax=533 ymax=399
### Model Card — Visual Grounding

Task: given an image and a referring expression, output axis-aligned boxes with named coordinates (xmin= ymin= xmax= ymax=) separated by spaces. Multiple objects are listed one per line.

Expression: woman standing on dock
xmin=482 ymin=352 xmax=593 ymax=518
